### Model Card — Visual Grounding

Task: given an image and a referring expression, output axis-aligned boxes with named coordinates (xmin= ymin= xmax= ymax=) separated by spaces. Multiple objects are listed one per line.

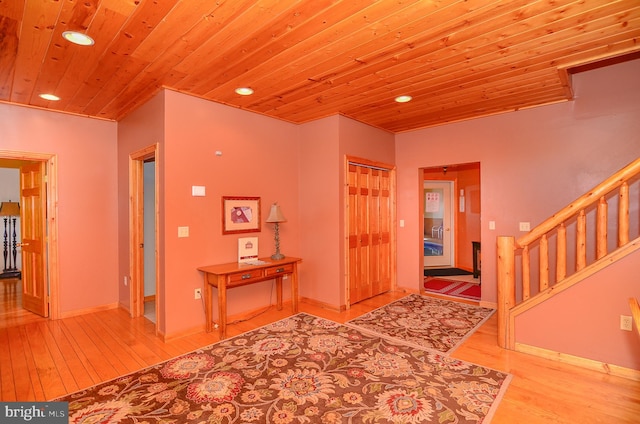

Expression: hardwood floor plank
xmin=7 ymin=326 xmax=36 ymax=400
xmin=41 ymin=320 xmax=87 ymax=397
xmin=74 ymin=314 xmax=133 ymax=377
xmin=0 ymin=328 xmax=16 ymax=400
xmin=59 ymin=316 xmax=119 ymax=382
xmin=80 ymin=312 xmax=149 ymax=372
xmin=21 ymin=322 xmax=66 ymax=401
xmin=17 ymin=325 xmax=48 ymax=400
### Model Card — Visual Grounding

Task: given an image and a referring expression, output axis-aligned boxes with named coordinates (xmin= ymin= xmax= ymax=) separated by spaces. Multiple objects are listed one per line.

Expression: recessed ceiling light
xmin=39 ymin=93 xmax=60 ymax=101
xmin=235 ymin=87 xmax=254 ymax=96
xmin=395 ymin=95 xmax=412 ymax=103
xmin=62 ymin=31 xmax=95 ymax=46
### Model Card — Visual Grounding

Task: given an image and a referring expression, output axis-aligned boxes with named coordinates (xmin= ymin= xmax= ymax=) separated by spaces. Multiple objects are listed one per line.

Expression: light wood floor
xmin=1 ymin=284 xmax=639 ymax=423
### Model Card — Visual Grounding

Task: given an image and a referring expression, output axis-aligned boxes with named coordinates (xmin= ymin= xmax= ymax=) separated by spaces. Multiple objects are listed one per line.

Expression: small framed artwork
xmin=222 ymin=196 xmax=261 ymax=234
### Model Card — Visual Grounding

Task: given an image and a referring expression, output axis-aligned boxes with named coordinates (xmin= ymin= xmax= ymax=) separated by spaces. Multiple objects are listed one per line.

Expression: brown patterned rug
xmin=55 ymin=312 xmax=510 ymax=423
xmin=347 ymin=294 xmax=495 ymax=354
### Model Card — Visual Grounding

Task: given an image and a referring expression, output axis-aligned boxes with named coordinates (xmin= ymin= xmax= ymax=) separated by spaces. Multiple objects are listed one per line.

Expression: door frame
xmin=129 ymin=144 xmax=160 ymax=332
xmin=0 ymin=150 xmax=60 ymax=319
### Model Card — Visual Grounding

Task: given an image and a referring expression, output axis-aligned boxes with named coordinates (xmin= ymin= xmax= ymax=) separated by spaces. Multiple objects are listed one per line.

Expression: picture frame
xmin=222 ymin=196 xmax=261 ymax=234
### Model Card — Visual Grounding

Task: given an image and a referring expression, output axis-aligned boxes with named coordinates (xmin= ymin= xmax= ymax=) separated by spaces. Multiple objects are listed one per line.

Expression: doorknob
xmin=17 ymin=242 xmax=29 ymax=247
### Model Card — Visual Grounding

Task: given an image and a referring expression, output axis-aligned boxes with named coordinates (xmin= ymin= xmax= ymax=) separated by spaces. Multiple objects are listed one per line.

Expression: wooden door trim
xmin=0 ymin=150 xmax=59 ymax=319
xmin=344 ymin=155 xmax=397 ymax=309
xmin=129 ymin=144 xmax=160 ymax=333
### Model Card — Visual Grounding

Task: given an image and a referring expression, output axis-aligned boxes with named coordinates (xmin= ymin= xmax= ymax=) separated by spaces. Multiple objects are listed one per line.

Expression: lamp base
xmin=271 ymin=253 xmax=285 ymax=260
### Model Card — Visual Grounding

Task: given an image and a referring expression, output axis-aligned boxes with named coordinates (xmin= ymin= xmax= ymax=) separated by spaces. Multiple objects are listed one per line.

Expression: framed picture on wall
xmin=222 ymin=196 xmax=261 ymax=234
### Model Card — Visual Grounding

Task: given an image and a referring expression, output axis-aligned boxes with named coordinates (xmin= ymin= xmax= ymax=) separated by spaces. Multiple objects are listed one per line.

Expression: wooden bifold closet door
xmin=347 ymin=162 xmax=392 ymax=304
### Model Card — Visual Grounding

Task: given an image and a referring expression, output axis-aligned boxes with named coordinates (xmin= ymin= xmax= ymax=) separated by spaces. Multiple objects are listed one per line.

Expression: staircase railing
xmin=497 ymin=157 xmax=640 ymax=349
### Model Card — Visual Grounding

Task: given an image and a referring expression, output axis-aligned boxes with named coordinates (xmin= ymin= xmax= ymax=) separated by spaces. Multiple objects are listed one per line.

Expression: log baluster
xmin=576 ymin=210 xmax=587 ymax=271
xmin=619 ymin=182 xmax=629 ymax=246
xmin=596 ymin=197 xmax=608 ymax=259
xmin=556 ymin=223 xmax=567 ymax=281
xmin=522 ymin=245 xmax=530 ymax=301
xmin=539 ymin=234 xmax=549 ymax=291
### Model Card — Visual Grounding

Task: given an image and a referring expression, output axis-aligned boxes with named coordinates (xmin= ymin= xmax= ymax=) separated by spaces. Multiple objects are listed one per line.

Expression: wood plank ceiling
xmin=1 ymin=0 xmax=639 ymax=133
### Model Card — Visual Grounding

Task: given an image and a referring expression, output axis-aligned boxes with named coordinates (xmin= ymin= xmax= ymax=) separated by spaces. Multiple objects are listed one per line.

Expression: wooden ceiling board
xmin=2 ymin=0 xmax=639 ymax=133
xmin=28 ymin=0 xmax=98 ymax=107
xmin=49 ymin=6 xmax=131 ymax=114
xmin=195 ymin=0 xmax=410 ymax=100
xmin=10 ymin=0 xmax=61 ymax=104
xmin=0 ymin=16 xmax=19 ymax=100
xmin=235 ymin=1 xmax=584 ymax=119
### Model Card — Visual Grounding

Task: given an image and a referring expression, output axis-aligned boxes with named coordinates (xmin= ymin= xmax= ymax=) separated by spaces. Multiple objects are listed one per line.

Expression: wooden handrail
xmin=517 ymin=157 xmax=640 ymax=248
xmin=497 ymin=157 xmax=640 ymax=349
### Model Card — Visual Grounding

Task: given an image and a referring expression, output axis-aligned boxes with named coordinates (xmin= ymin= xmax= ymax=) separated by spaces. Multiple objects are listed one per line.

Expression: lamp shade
xmin=0 ymin=201 xmax=20 ymax=217
xmin=266 ymin=203 xmax=286 ymax=223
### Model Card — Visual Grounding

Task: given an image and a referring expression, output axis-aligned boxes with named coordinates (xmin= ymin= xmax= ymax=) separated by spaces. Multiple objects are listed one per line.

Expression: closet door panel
xmin=348 ymin=163 xmax=393 ymax=304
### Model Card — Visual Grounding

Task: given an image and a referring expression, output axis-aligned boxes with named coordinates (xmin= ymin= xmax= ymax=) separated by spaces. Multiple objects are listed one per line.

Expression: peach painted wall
xmin=298 ymin=116 xmax=341 ymax=307
xmin=0 ymin=103 xmax=118 ymax=313
xmin=395 ymin=58 xmax=640 ymax=368
xmin=161 ymin=90 xmax=301 ymax=336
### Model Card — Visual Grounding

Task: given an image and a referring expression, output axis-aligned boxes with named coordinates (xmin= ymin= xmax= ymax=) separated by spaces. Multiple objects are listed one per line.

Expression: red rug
xmin=424 ymin=277 xmax=481 ymax=301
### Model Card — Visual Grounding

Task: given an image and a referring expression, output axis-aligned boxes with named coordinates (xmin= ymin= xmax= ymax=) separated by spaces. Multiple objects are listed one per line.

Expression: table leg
xmin=291 ymin=264 xmax=299 ymax=313
xmin=204 ymin=275 xmax=213 ymax=332
xmin=218 ymin=276 xmax=227 ymax=339
xmin=276 ymin=277 xmax=283 ymax=310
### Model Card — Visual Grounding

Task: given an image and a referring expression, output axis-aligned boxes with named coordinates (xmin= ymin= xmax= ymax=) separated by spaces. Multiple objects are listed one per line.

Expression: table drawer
xmin=265 ymin=264 xmax=294 ymax=276
xmin=227 ymin=269 xmax=264 ymax=286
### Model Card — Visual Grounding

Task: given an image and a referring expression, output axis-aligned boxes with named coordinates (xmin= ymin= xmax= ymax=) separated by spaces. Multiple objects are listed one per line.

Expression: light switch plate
xmin=192 ymin=185 xmax=206 ymax=196
xmin=178 ymin=226 xmax=189 ymax=238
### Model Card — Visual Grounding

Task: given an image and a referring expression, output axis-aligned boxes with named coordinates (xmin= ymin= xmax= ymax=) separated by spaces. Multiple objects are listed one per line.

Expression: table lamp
xmin=266 ymin=203 xmax=286 ymax=260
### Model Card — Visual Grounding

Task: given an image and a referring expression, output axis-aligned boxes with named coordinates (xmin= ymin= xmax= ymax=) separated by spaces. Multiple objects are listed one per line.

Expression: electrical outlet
xmin=620 ymin=315 xmax=633 ymax=331
xmin=194 ymin=288 xmax=202 ymax=299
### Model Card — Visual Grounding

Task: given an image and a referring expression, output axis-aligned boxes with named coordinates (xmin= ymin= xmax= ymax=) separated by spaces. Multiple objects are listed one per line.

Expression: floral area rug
xmin=347 ymin=294 xmax=495 ymax=354
xmin=55 ymin=312 xmax=510 ymax=423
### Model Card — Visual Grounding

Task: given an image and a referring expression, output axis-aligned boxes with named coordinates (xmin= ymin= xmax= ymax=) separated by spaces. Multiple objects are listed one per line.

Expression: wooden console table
xmin=198 ymin=257 xmax=301 ymax=339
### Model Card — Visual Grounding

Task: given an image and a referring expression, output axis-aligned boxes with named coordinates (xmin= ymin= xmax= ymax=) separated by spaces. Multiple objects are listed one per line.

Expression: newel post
xmin=497 ymin=236 xmax=516 ymax=349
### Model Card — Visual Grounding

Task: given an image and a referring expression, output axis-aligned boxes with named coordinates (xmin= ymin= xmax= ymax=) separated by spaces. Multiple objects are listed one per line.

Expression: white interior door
xmin=423 ymin=181 xmax=454 ymax=267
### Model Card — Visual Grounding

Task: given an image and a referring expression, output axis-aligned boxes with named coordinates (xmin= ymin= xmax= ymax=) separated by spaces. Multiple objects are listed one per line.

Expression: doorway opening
xmin=129 ymin=145 xmax=160 ymax=333
xmin=419 ymin=162 xmax=481 ymax=300
xmin=0 ymin=151 xmax=59 ymax=327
